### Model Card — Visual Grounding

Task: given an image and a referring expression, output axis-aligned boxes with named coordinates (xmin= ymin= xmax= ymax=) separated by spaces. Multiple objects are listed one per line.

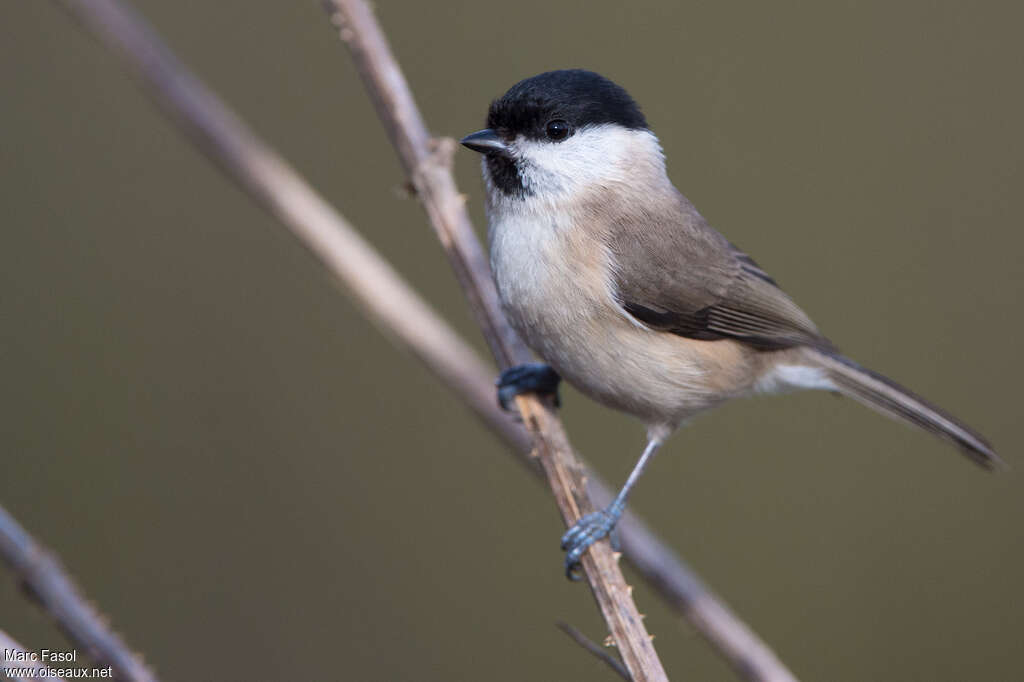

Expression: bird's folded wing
xmin=607 ymin=192 xmax=834 ymax=352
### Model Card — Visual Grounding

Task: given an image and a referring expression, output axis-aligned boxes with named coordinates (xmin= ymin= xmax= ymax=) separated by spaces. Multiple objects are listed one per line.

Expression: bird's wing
xmin=607 ymin=191 xmax=833 ymax=351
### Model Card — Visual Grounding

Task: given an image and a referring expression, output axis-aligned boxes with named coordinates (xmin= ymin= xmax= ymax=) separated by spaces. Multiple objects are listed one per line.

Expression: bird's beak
xmin=460 ymin=129 xmax=508 ymax=155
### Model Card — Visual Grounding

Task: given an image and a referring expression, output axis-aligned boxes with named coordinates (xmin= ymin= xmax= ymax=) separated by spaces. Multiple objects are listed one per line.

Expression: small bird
xmin=460 ymin=69 xmax=1001 ymax=578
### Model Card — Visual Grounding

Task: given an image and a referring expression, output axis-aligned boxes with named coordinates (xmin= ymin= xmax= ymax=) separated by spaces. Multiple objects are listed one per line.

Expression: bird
xmin=459 ymin=69 xmax=1002 ymax=578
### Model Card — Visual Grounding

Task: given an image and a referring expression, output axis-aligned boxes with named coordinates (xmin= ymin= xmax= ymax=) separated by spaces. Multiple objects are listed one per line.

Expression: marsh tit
xmin=461 ymin=69 xmax=1001 ymax=578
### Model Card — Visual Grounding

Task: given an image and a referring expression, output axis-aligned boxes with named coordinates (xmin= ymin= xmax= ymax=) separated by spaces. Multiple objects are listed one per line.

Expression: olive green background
xmin=2 ymin=1 xmax=1022 ymax=680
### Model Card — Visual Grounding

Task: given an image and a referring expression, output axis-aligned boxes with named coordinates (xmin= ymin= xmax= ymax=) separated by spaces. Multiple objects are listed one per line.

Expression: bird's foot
xmin=560 ymin=506 xmax=623 ymax=580
xmin=496 ymin=363 xmax=561 ymax=411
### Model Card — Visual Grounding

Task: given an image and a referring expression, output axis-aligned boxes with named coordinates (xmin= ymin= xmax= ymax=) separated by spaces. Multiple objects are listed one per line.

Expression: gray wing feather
xmin=607 ymin=191 xmax=833 ymax=351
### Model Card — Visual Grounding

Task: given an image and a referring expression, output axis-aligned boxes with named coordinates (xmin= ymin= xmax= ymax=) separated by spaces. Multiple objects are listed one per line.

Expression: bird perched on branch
xmin=461 ymin=69 xmax=1002 ymax=578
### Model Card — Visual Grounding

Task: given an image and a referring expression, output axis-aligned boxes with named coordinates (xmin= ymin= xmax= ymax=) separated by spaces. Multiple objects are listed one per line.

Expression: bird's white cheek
xmin=512 ymin=126 xmax=657 ymax=199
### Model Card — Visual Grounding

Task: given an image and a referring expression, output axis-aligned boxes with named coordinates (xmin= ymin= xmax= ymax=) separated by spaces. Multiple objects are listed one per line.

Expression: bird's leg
xmin=496 ymin=363 xmax=561 ymax=411
xmin=561 ymin=435 xmax=664 ymax=580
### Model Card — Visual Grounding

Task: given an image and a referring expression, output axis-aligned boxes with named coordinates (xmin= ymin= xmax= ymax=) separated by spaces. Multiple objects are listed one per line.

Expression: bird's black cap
xmin=485 ymin=69 xmax=647 ymax=140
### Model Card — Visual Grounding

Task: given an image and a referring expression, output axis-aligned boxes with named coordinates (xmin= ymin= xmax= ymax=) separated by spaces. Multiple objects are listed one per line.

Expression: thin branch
xmin=0 ymin=507 xmax=156 ymax=682
xmin=322 ymin=2 xmax=667 ymax=679
xmin=49 ymin=0 xmax=798 ymax=680
xmin=557 ymin=621 xmax=631 ymax=681
xmin=324 ymin=4 xmax=528 ymax=369
xmin=0 ymin=631 xmax=68 ymax=681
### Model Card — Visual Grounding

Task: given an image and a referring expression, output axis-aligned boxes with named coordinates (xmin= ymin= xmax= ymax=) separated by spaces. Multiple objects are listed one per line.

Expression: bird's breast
xmin=489 ymin=207 xmax=611 ymax=346
xmin=487 ymin=203 xmax=764 ymax=426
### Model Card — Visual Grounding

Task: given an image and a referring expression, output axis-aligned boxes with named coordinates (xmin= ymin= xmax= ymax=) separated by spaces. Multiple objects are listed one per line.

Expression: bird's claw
xmin=496 ymin=363 xmax=561 ymax=411
xmin=560 ymin=508 xmax=621 ymax=580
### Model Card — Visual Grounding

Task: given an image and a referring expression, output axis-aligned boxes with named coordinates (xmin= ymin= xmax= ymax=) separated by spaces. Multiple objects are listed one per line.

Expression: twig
xmin=324 ymin=3 xmax=528 ymax=370
xmin=557 ymin=621 xmax=631 ymax=681
xmin=50 ymin=0 xmax=798 ymax=680
xmin=0 ymin=631 xmax=68 ymax=681
xmin=322 ymin=2 xmax=667 ymax=680
xmin=0 ymin=506 xmax=156 ymax=682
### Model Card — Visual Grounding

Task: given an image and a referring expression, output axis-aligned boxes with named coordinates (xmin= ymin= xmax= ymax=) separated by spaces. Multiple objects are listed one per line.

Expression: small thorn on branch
xmin=393 ymin=181 xmax=416 ymax=199
xmin=428 ymin=136 xmax=457 ymax=168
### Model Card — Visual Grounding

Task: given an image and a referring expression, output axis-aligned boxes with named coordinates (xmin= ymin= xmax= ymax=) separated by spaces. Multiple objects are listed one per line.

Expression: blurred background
xmin=2 ymin=1 xmax=1022 ymax=680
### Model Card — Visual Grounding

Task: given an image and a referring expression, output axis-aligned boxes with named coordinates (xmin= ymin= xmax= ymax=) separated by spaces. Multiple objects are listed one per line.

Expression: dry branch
xmin=0 ymin=506 xmax=156 ymax=682
xmin=322 ymin=1 xmax=667 ymax=679
xmin=49 ymin=0 xmax=799 ymax=680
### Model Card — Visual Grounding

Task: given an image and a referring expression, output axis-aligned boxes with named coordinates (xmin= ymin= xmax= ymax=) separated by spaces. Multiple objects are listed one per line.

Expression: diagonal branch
xmin=0 ymin=506 xmax=157 ymax=682
xmin=50 ymin=0 xmax=799 ymax=680
xmin=322 ymin=1 xmax=667 ymax=679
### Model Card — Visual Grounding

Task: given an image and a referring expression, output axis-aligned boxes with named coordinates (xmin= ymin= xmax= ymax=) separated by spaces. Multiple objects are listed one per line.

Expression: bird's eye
xmin=545 ymin=119 xmax=571 ymax=141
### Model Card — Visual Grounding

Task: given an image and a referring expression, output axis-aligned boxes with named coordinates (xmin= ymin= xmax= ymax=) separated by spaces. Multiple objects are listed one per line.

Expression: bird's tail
xmin=806 ymin=349 xmax=1003 ymax=470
